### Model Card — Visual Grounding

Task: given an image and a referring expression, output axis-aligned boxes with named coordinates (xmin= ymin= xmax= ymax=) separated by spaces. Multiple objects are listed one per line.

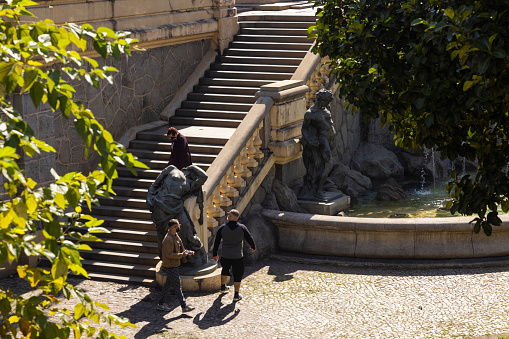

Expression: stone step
xmin=127 ymin=148 xmax=217 ymax=163
xmin=88 ymin=205 xmax=152 ymax=220
xmin=236 ymin=34 xmax=312 ymax=43
xmin=187 ymin=92 xmax=255 ymax=104
xmin=97 ymin=195 xmax=149 ymax=209
xmin=199 ymin=77 xmax=277 ymax=87
xmin=224 ymin=48 xmax=306 ymax=58
xmin=83 ymin=214 xmax=153 ymax=230
xmin=116 ymin=167 xmax=162 ymax=180
xmin=239 ymin=14 xmax=317 ymax=22
xmin=71 ymin=224 xmax=158 ymax=242
xmin=111 ymin=177 xmax=156 ymax=188
xmin=181 ymin=100 xmax=252 ymax=112
xmin=229 ymin=41 xmax=312 ymax=51
xmin=205 ymin=70 xmax=293 ymax=80
xmin=175 ymin=108 xmax=247 ymax=120
xmin=210 ymin=62 xmax=298 ymax=74
xmin=111 ymin=186 xmax=149 ymax=199
xmin=169 ymin=116 xmax=242 ymax=128
xmin=80 ymin=248 xmax=159 ymax=266
xmin=217 ymin=55 xmax=303 ymax=66
xmin=239 ymin=21 xmax=315 ymax=29
xmin=129 ymin=139 xmax=224 ymax=154
xmin=100 ymin=227 xmax=158 ymax=242
xmin=135 ymin=128 xmax=231 ymax=145
xmin=193 ymin=85 xmax=259 ymax=96
xmin=239 ymin=27 xmax=309 ymax=36
xmin=85 ymin=271 xmax=156 ymax=287
xmin=82 ymin=238 xmax=158 ymax=254
xmin=135 ymin=158 xmax=211 ymax=171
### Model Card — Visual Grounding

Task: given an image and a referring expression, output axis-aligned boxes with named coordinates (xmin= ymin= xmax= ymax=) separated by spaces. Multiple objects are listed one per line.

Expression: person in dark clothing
xmin=166 ymin=127 xmax=192 ymax=169
xmin=212 ymin=209 xmax=256 ymax=302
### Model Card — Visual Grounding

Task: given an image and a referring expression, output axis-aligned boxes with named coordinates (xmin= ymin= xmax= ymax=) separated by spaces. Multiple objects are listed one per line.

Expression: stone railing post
xmin=213 ymin=0 xmax=238 ymax=54
xmin=256 ymin=80 xmax=309 ymax=185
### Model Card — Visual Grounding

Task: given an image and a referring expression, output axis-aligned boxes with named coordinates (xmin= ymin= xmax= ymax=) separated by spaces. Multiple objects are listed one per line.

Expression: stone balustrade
xmin=184 ymin=46 xmax=334 ymax=252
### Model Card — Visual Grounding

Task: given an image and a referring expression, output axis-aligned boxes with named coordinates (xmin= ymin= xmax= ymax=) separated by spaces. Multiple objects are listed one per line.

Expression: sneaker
xmin=233 ymin=294 xmax=243 ymax=302
xmin=157 ymin=303 xmax=172 ymax=311
xmin=181 ymin=305 xmax=195 ymax=312
xmin=220 ymin=285 xmax=230 ymax=294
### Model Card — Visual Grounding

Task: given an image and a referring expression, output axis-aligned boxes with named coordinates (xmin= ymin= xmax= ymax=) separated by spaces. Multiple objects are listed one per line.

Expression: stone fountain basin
xmin=262 ymin=209 xmax=509 ymax=260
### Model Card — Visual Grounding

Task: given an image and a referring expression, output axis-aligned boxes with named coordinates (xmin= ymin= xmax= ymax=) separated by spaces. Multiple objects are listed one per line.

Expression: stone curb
xmin=270 ymin=252 xmax=509 ymax=270
xmin=471 ymin=334 xmax=509 ymax=339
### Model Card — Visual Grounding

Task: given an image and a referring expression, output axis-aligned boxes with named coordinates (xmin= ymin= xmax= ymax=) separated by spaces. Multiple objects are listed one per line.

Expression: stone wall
xmin=329 ymin=91 xmax=362 ymax=166
xmin=14 ymin=39 xmax=211 ymax=184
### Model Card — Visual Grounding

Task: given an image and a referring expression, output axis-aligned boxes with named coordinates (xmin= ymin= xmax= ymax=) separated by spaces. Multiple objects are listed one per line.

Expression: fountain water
xmin=431 ymin=147 xmax=436 ymax=189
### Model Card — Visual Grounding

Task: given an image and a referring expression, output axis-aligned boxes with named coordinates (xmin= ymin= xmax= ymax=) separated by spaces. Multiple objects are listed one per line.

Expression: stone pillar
xmin=213 ymin=0 xmax=238 ymax=54
xmin=256 ymin=80 xmax=309 ymax=185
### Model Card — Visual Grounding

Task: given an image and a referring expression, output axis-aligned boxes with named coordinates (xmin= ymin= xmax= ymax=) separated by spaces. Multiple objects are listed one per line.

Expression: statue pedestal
xmin=298 ymin=192 xmax=350 ymax=216
xmin=156 ymin=261 xmax=221 ymax=292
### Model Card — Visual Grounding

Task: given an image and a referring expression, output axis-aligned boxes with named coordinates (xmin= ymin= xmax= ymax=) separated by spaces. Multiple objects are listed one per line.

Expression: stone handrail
xmin=202 ymin=96 xmax=274 ymax=203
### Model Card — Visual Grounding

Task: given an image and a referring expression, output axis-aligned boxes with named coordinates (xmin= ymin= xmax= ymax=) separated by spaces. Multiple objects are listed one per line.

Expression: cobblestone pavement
xmin=4 ymin=259 xmax=509 ymax=338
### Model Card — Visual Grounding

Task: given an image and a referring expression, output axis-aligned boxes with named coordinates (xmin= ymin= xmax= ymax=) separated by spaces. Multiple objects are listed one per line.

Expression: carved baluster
xmin=233 ymin=157 xmax=246 ymax=188
xmin=316 ymin=66 xmax=327 ymax=87
xmin=320 ymin=63 xmax=331 ymax=78
xmin=252 ymin=125 xmax=264 ymax=160
xmin=211 ymin=186 xmax=225 ymax=218
xmin=245 ymin=136 xmax=259 ymax=168
xmin=219 ymin=174 xmax=232 ymax=207
xmin=206 ymin=200 xmax=218 ymax=230
xmin=226 ymin=165 xmax=240 ymax=197
xmin=239 ymin=148 xmax=252 ymax=178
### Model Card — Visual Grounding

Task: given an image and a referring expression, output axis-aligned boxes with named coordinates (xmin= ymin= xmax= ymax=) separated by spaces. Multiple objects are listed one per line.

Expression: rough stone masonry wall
xmin=14 ymin=39 xmax=211 ymax=185
xmin=329 ymin=87 xmax=363 ymax=166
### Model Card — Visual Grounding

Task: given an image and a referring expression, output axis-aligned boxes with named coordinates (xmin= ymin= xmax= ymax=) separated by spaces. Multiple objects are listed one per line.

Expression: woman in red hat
xmin=166 ymin=127 xmax=192 ymax=169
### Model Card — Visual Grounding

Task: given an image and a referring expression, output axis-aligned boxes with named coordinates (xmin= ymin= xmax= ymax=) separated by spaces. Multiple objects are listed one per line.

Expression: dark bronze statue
xmin=299 ymin=89 xmax=335 ymax=201
xmin=147 ymin=165 xmax=208 ymax=266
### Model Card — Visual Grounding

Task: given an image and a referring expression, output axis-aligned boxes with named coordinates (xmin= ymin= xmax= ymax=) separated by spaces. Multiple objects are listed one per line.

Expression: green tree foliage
xmin=0 ymin=0 xmax=148 ymax=337
xmin=310 ymin=0 xmax=509 ymax=235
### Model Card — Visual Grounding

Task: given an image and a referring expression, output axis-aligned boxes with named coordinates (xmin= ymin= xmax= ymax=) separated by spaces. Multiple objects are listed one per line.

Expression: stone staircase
xmin=78 ymin=11 xmax=317 ymax=286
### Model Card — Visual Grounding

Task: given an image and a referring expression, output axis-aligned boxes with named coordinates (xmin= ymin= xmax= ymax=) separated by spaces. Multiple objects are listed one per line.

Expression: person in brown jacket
xmin=157 ymin=219 xmax=195 ymax=312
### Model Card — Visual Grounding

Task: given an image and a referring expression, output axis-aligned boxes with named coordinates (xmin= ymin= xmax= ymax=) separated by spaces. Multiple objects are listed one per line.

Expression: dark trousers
xmin=220 ymin=257 xmax=245 ymax=283
xmin=159 ymin=266 xmax=185 ymax=306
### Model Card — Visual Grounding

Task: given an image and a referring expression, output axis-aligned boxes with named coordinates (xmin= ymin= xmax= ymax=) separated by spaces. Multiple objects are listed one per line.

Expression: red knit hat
xmin=166 ymin=127 xmax=178 ymax=136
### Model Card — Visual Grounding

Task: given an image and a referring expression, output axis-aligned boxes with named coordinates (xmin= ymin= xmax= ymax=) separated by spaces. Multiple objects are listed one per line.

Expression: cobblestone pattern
xmin=14 ymin=39 xmax=211 ymax=186
xmin=3 ymin=259 xmax=509 ymax=338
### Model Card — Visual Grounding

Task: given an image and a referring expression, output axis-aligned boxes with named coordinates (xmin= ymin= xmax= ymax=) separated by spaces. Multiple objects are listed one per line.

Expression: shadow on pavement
xmin=192 ymin=294 xmax=239 ymax=329
xmin=115 ymin=288 xmax=194 ymax=339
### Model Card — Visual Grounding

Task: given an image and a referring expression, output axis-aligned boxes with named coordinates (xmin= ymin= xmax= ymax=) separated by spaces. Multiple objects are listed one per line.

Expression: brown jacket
xmin=161 ymin=232 xmax=187 ymax=268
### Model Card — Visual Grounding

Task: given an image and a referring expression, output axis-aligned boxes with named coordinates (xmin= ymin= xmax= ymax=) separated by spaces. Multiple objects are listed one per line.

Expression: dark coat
xmin=167 ymin=133 xmax=192 ymax=169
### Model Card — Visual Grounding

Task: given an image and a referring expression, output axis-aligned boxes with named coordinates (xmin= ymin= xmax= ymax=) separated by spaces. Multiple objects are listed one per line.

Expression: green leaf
xmin=22 ymin=69 xmax=39 ymax=92
xmin=58 ymin=96 xmax=72 ymax=119
xmin=411 ymin=18 xmax=424 ymax=26
xmin=74 ymin=303 xmax=85 ymax=320
xmin=444 ymin=8 xmax=455 ymax=20
xmin=29 ymin=82 xmax=45 ymax=108
xmin=84 ymin=57 xmax=99 ymax=68
xmin=463 ymin=80 xmax=474 ymax=91
xmin=477 ymin=58 xmax=490 ymax=75
xmin=492 ymin=49 xmax=506 ymax=59
xmin=51 ymin=258 xmax=68 ymax=279
xmin=97 ymin=27 xmax=117 ymax=39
